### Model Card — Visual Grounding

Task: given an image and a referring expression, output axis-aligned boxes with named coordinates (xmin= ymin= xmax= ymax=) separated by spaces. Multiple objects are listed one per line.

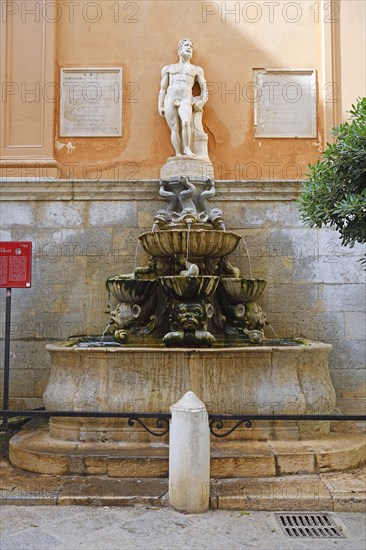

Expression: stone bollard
xmin=169 ymin=391 xmax=210 ymax=513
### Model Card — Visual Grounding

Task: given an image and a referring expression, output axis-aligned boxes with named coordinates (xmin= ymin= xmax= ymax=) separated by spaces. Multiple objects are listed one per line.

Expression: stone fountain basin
xmin=159 ymin=275 xmax=219 ymax=300
xmin=42 ymin=342 xmax=336 ymax=443
xmin=106 ymin=277 xmax=157 ymax=303
xmin=219 ymin=278 xmax=267 ymax=304
xmin=139 ymin=229 xmax=241 ymax=258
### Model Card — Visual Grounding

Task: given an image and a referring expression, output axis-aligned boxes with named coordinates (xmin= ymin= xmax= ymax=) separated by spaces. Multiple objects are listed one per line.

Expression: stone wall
xmin=0 ymin=180 xmax=365 ymax=415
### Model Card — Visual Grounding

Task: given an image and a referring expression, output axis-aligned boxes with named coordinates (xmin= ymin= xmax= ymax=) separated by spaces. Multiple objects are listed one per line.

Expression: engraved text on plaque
xmin=60 ymin=68 xmax=122 ymax=137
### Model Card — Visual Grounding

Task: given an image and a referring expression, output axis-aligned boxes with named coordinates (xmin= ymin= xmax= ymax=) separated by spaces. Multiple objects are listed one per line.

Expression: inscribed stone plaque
xmin=60 ymin=68 xmax=122 ymax=137
xmin=254 ymin=69 xmax=317 ymax=138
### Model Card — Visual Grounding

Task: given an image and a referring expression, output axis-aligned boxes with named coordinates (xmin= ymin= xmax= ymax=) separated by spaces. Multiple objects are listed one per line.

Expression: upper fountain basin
xmin=159 ymin=275 xmax=219 ymax=300
xmin=219 ymin=278 xmax=267 ymax=304
xmin=139 ymin=229 xmax=241 ymax=258
xmin=106 ymin=277 xmax=157 ymax=303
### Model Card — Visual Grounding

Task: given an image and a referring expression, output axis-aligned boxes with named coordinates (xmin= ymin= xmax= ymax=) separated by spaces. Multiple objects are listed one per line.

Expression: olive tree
xmin=298 ymin=97 xmax=366 ymax=264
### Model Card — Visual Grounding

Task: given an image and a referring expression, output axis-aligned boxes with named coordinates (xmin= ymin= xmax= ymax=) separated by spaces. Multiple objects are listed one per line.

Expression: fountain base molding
xmin=32 ymin=342 xmax=335 ymax=442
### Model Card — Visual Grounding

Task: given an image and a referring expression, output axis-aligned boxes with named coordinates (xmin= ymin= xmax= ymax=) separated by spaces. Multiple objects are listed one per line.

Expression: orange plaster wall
xmin=55 ymin=0 xmax=325 ymax=180
xmin=339 ymin=0 xmax=366 ymax=122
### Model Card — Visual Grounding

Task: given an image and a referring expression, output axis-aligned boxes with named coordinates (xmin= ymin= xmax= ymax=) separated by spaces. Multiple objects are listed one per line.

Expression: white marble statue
xmin=158 ymin=38 xmax=209 ymax=159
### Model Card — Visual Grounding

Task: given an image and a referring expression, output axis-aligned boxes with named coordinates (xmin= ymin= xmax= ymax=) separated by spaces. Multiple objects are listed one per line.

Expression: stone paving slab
xmin=0 ymin=506 xmax=365 ymax=550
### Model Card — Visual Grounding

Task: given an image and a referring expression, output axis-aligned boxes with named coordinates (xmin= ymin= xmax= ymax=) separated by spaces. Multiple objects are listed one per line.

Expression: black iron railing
xmin=1 ymin=409 xmax=365 ymax=438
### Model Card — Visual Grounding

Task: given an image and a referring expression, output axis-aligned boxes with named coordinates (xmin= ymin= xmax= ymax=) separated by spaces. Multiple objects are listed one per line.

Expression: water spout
xmin=186 ymin=221 xmax=191 ymax=261
xmin=265 ymin=323 xmax=280 ymax=340
xmin=100 ymin=324 xmax=112 ymax=343
xmin=134 ymin=240 xmax=141 ymax=273
xmin=240 ymin=237 xmax=253 ymax=279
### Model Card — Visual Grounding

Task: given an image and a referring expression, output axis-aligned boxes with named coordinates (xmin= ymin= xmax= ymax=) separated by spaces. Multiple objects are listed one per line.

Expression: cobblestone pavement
xmin=0 ymin=506 xmax=365 ymax=550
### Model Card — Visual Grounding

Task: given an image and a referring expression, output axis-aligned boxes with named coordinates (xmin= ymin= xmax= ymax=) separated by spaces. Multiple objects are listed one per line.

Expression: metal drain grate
xmin=276 ymin=513 xmax=345 ymax=538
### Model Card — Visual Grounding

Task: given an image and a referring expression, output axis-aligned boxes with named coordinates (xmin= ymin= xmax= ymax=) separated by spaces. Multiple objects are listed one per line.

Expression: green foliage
xmin=298 ymin=97 xmax=366 ymax=263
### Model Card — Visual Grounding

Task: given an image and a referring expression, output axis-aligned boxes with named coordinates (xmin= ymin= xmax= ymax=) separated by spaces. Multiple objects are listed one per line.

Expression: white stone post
xmin=169 ymin=391 xmax=210 ymax=513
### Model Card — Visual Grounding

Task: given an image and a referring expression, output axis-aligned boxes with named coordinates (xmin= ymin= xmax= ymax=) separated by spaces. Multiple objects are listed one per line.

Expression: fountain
xmin=9 ymin=39 xmax=365 ymax=483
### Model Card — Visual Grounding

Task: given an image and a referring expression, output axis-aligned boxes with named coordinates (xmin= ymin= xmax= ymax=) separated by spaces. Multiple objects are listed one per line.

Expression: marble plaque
xmin=60 ymin=68 xmax=122 ymax=137
xmin=254 ymin=70 xmax=317 ymax=138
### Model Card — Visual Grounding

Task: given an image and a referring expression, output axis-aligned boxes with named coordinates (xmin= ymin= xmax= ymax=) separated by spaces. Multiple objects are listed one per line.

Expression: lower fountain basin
xmin=10 ymin=342 xmax=366 ymax=481
xmin=42 ymin=342 xmax=336 ymax=443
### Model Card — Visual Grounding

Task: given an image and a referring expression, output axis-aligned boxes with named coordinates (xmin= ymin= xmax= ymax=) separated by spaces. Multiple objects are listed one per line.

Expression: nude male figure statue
xmin=158 ymin=38 xmax=208 ymax=157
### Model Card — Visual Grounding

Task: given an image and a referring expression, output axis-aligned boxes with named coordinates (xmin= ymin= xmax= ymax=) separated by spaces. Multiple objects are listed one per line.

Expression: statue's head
xmin=178 ymin=38 xmax=193 ymax=59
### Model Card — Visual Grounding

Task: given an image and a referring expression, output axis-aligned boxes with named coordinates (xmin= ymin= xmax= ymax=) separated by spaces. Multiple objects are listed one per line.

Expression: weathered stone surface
xmin=88 ymin=201 xmax=137 ymax=227
xmin=211 ymin=442 xmax=276 ymax=478
xmin=293 ymin=256 xmax=365 ymax=284
xmin=61 ymin=228 xmax=114 ymax=257
xmin=269 ymin=441 xmax=316 ymax=474
xmin=228 ymin=202 xmax=295 ymax=229
xmin=11 ymin=256 xmax=88 ymax=316
xmin=345 ymin=312 xmax=366 ymax=340
xmin=37 ymin=202 xmax=85 ymax=228
xmin=58 ymin=477 xmax=168 ymax=506
xmin=0 ymin=368 xmax=35 ymax=398
xmin=0 ymin=229 xmax=11 ymax=240
xmin=137 ymin=201 xmax=166 ymax=227
xmin=337 ymin=397 xmax=366 ymax=415
xmin=112 ymin=227 xmax=150 ymax=271
xmin=84 ymin=457 xmax=108 ymax=476
xmin=267 ymin=284 xmax=318 ymax=312
xmin=268 ymin=228 xmax=319 ymax=260
xmin=319 ymin=284 xmax=366 ymax=312
xmin=331 ymin=369 xmax=366 ymax=399
xmin=321 ymin=467 xmax=366 ymax=512
xmin=312 ymin=434 xmax=366 ymax=472
xmin=0 ymin=341 xmax=51 ymax=370
xmin=317 ymin=228 xmax=366 ymax=257
xmin=315 ymin=312 xmax=345 ymax=342
xmin=0 ymin=202 xmax=36 ymax=227
xmin=333 ymin=495 xmax=366 ymax=512
xmin=265 ymin=256 xmax=293 ymax=285
xmin=9 ymin=429 xmax=73 ymax=475
xmin=8 ymin=397 xmax=44 ymax=410
xmin=331 ymin=340 xmax=366 ymax=370
xmin=212 ymin=476 xmax=333 ymax=511
xmin=107 ymin=456 xmax=169 ymax=478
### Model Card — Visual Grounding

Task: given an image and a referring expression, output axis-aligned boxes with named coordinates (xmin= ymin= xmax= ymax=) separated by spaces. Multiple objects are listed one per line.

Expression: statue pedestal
xmin=160 ymin=156 xmax=215 ymax=180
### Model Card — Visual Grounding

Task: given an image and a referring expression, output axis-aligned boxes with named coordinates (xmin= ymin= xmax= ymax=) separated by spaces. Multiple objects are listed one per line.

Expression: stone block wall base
xmin=9 ymin=425 xmax=366 ymax=478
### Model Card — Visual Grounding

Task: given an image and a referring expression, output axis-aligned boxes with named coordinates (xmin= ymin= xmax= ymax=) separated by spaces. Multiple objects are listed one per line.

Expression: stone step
xmin=9 ymin=425 xmax=366 ymax=478
xmin=1 ymin=457 xmax=365 ymax=511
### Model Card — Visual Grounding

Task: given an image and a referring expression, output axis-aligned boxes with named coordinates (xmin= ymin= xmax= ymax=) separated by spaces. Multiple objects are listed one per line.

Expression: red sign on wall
xmin=0 ymin=242 xmax=32 ymax=288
